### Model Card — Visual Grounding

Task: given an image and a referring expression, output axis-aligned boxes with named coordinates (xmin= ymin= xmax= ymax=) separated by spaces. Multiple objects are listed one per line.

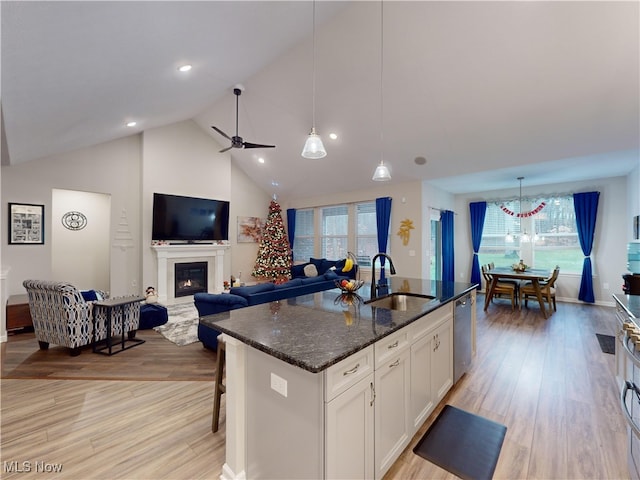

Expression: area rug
xmin=596 ymin=333 xmax=615 ymax=355
xmin=154 ymin=302 xmax=200 ymax=346
xmin=413 ymin=405 xmax=507 ymax=480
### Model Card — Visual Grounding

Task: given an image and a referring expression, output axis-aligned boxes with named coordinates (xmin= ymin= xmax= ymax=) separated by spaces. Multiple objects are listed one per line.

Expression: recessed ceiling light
xmin=271 ymin=180 xmax=279 ymax=187
xmin=178 ymin=64 xmax=192 ymax=72
xmin=329 ymin=133 xmax=338 ymax=140
xmin=258 ymin=157 xmax=265 ymax=164
xmin=126 ymin=121 xmax=137 ymax=127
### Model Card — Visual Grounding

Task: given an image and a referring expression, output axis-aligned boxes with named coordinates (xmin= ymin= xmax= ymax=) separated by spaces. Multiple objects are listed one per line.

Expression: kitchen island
xmin=200 ymin=277 xmax=476 ymax=480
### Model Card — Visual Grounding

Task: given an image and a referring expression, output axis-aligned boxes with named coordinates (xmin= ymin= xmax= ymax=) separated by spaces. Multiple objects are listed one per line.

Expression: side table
xmin=93 ymin=295 xmax=145 ymax=355
xmin=6 ymin=294 xmax=33 ymax=332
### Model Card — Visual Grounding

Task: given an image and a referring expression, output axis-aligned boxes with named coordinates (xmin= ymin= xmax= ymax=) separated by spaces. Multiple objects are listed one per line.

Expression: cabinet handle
xmin=389 ymin=359 xmax=400 ymax=368
xmin=343 ymin=363 xmax=360 ymax=376
xmin=370 ymin=382 xmax=376 ymax=407
xmin=387 ymin=340 xmax=399 ymax=349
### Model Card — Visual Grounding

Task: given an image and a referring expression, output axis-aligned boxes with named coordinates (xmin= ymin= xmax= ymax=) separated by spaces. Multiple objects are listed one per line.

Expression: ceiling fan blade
xmin=211 ymin=126 xmax=232 ymax=141
xmin=219 ymin=145 xmax=233 ymax=153
xmin=243 ymin=142 xmax=276 ymax=149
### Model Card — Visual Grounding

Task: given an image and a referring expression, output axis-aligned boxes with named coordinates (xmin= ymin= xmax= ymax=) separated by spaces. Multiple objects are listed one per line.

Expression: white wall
xmin=454 ymin=176 xmax=629 ymax=305
xmin=1 ymin=119 xmax=271 ymax=299
xmin=230 ymin=161 xmax=271 ymax=283
xmin=141 ymin=120 xmax=231 ymax=292
xmin=1 ymin=135 xmax=141 ymax=297
xmin=139 ymin=120 xmax=270 ymax=291
xmin=51 ymin=189 xmax=111 ymax=291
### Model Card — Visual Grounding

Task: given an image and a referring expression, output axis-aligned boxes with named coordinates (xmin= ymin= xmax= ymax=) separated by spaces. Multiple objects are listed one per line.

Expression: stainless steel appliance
xmin=453 ymin=293 xmax=472 ymax=384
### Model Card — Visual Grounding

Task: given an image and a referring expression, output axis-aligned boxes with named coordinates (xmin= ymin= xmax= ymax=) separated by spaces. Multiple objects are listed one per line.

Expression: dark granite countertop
xmin=613 ymin=294 xmax=640 ymax=319
xmin=200 ymin=278 xmax=477 ymax=373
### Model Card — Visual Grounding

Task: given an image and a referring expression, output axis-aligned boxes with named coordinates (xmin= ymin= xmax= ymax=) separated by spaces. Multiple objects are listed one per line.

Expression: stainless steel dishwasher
xmin=454 ymin=293 xmax=472 ymax=383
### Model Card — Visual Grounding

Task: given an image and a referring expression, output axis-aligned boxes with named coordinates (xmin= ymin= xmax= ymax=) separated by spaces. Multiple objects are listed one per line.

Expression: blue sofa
xmin=196 ymin=258 xmax=359 ymax=350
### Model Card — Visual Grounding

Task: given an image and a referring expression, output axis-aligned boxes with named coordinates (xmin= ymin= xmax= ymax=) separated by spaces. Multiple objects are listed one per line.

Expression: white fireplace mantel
xmin=152 ymin=244 xmax=228 ymax=304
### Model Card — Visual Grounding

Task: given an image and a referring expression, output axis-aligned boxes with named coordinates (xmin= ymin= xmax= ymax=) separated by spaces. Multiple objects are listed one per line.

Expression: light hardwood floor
xmin=0 ymin=297 xmax=630 ymax=479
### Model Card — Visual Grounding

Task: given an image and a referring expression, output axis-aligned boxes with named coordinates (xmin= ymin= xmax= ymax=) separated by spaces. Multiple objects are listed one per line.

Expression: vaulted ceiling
xmin=2 ymin=1 xmax=638 ymax=199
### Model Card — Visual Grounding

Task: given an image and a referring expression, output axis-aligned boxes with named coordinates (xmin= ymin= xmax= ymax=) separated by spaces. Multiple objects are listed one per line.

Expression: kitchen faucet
xmin=370 ymin=253 xmax=396 ymax=298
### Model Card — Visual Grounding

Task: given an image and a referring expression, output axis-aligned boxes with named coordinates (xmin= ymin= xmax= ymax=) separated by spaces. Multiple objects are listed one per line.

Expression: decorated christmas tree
xmin=252 ymin=199 xmax=292 ymax=283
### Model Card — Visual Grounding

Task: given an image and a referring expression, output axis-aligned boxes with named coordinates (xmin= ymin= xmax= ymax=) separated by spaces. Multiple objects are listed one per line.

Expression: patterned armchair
xmin=22 ymin=280 xmax=140 ymax=356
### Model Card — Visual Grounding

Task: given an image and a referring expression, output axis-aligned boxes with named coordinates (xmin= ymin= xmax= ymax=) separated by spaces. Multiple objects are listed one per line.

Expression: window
xmin=321 ymin=205 xmax=348 ymax=259
xmin=356 ymin=202 xmax=377 ymax=267
xmin=290 ymin=201 xmax=389 ymax=267
xmin=292 ymin=209 xmax=314 ymax=262
xmin=479 ymin=195 xmax=582 ymax=273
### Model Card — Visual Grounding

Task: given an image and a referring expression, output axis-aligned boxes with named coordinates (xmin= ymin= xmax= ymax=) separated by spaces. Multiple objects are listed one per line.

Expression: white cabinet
xmin=409 ymin=305 xmax=453 ymax=434
xmin=325 ymin=375 xmax=374 ymax=480
xmin=373 ymin=305 xmax=453 ymax=479
xmin=431 ymin=317 xmax=453 ymax=404
xmin=409 ymin=331 xmax=434 ymax=431
xmin=325 ymin=346 xmax=375 ymax=480
xmin=325 ymin=305 xmax=455 ymax=480
xmin=374 ymin=346 xmax=411 ymax=479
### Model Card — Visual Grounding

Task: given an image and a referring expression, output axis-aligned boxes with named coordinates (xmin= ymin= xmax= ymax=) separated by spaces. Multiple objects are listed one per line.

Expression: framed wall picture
xmin=8 ymin=203 xmax=45 ymax=245
xmin=237 ymin=216 xmax=264 ymax=243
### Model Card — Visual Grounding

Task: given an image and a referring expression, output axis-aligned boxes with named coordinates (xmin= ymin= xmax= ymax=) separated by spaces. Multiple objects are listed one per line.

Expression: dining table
xmin=484 ymin=266 xmax=551 ymax=318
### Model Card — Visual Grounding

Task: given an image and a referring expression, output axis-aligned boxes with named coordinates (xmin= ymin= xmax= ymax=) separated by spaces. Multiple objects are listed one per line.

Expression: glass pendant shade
xmin=372 ymin=161 xmax=391 ymax=181
xmin=302 ymin=0 xmax=326 ymax=160
xmin=301 ymin=128 xmax=326 ymax=159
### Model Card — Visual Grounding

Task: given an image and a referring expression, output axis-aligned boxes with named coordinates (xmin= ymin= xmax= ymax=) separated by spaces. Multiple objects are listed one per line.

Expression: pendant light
xmin=301 ymin=0 xmax=327 ymax=159
xmin=372 ymin=0 xmax=391 ymax=181
xmin=518 ymin=176 xmax=531 ymax=243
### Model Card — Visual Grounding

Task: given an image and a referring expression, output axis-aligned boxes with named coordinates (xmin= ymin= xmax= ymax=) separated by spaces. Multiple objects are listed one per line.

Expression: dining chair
xmin=520 ymin=266 xmax=560 ymax=311
xmin=482 ymin=265 xmax=517 ymax=310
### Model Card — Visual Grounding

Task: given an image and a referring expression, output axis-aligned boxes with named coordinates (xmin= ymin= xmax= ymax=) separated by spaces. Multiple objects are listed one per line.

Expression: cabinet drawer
xmin=410 ymin=304 xmax=452 ymax=342
xmin=324 ymin=346 xmax=374 ymax=402
xmin=375 ymin=328 xmax=410 ymax=369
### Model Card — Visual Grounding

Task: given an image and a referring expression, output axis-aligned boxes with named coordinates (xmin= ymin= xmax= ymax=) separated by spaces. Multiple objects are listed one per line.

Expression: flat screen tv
xmin=152 ymin=193 xmax=230 ymax=242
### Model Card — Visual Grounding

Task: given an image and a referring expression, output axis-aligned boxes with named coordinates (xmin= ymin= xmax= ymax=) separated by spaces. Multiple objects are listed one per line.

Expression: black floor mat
xmin=596 ymin=333 xmax=615 ymax=355
xmin=413 ymin=405 xmax=507 ymax=480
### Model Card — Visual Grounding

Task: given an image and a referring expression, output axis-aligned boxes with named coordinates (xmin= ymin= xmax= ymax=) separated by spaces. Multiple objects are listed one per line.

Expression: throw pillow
xmin=80 ymin=289 xmax=103 ymax=302
xmin=303 ymin=264 xmax=318 ymax=277
xmin=309 ymin=257 xmax=326 ymax=274
xmin=291 ymin=263 xmax=310 ymax=278
xmin=320 ymin=259 xmax=338 ymax=274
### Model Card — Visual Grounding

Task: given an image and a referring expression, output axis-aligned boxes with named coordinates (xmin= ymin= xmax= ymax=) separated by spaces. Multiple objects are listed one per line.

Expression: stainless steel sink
xmin=365 ymin=293 xmax=436 ymax=311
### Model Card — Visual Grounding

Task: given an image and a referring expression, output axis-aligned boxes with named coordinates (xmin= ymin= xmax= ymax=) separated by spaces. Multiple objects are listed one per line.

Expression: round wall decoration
xmin=61 ymin=211 xmax=87 ymax=231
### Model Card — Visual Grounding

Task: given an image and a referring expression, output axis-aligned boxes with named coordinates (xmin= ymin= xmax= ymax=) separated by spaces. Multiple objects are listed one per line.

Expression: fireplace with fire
xmin=174 ymin=262 xmax=208 ymax=297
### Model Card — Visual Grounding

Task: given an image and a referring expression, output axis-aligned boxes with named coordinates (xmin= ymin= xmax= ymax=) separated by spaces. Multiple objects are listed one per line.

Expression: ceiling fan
xmin=211 ymin=86 xmax=275 ymax=153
